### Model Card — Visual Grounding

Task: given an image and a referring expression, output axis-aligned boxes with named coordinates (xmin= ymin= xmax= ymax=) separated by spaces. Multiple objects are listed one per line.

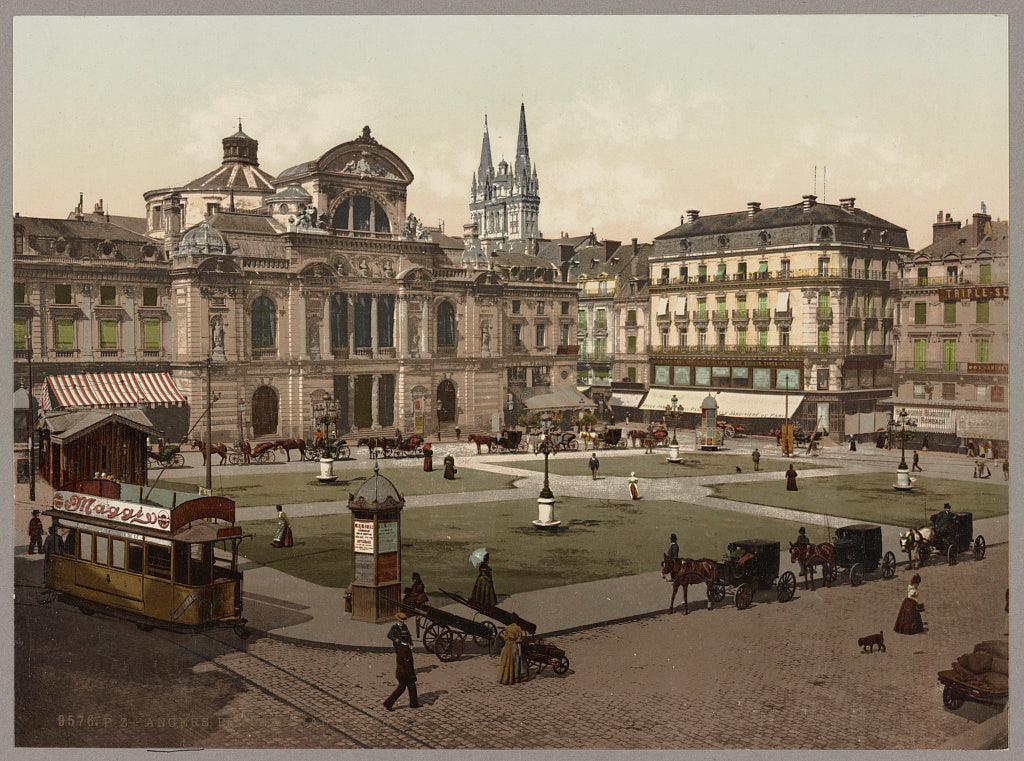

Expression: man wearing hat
xmin=383 ymin=611 xmax=420 ymax=711
xmin=933 ymin=503 xmax=954 ymax=544
xmin=794 ymin=527 xmax=810 ymax=576
xmin=27 ymin=510 xmax=44 ymax=554
xmin=667 ymin=534 xmax=680 ymax=559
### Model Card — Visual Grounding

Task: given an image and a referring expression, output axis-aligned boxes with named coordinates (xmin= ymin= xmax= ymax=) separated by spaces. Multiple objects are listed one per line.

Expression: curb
xmin=936 ymin=710 xmax=1007 ymax=750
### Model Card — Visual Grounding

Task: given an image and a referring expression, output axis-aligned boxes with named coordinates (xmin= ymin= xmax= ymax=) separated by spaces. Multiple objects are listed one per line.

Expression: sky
xmin=12 ymin=14 xmax=1009 ymax=251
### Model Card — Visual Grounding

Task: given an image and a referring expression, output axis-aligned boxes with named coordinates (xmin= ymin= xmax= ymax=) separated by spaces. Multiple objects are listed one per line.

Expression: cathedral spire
xmin=514 ymin=103 xmax=530 ymax=178
xmin=478 ymin=115 xmax=493 ymax=180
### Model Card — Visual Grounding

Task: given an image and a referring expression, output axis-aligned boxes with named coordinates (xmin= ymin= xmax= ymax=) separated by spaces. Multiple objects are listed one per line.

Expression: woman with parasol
xmin=469 ymin=548 xmax=497 ymax=606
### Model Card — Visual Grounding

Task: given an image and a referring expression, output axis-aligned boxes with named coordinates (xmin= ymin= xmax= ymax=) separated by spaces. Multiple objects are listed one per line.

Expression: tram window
xmin=146 ymin=544 xmax=171 ymax=579
xmin=173 ymin=543 xmax=190 ymax=585
xmin=95 ymin=535 xmax=109 ymax=565
xmin=192 ymin=544 xmax=213 ymax=585
xmin=79 ymin=532 xmax=93 ymax=562
xmin=110 ymin=538 xmax=125 ymax=569
xmin=127 ymin=542 xmax=144 ymax=573
xmin=63 ymin=528 xmax=77 ymax=556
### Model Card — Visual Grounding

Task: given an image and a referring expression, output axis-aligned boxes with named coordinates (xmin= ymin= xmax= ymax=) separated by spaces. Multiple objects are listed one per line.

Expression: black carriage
xmin=929 ymin=510 xmax=986 ymax=565
xmin=599 ymin=427 xmax=626 ymax=449
xmin=304 ymin=438 xmax=353 ymax=461
xmin=829 ymin=524 xmax=897 ymax=586
xmin=556 ymin=431 xmax=578 ymax=451
xmin=497 ymin=429 xmax=524 ymax=453
xmin=395 ymin=599 xmax=499 ymax=661
xmin=710 ymin=539 xmax=796 ymax=609
xmin=147 ymin=444 xmax=185 ymax=469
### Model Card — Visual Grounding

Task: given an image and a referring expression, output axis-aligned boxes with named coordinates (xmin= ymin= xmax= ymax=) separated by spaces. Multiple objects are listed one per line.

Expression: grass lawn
xmin=508 ymin=451 xmax=827 ymax=479
xmin=237 ymin=496 xmax=809 ymax=594
xmin=158 ymin=464 xmax=517 ymax=507
xmin=709 ymin=473 xmax=1008 ymax=527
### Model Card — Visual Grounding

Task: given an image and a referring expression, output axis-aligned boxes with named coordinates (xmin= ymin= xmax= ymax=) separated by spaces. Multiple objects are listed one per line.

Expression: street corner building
xmin=13 ymin=119 xmax=581 ymax=445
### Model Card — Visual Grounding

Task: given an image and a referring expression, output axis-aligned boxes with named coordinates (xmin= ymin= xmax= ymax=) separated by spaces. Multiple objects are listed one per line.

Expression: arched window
xmin=251 ymin=296 xmax=276 ymax=349
xmin=437 ymin=302 xmax=456 ymax=347
xmin=251 ymin=386 xmax=278 ymax=437
xmin=330 ymin=293 xmax=348 ymax=350
xmin=331 ymin=196 xmax=391 ymax=233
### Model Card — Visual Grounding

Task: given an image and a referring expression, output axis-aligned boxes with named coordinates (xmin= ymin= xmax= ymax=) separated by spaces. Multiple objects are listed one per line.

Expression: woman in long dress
xmin=894 ymin=574 xmax=924 ymax=634
xmin=498 ymin=613 xmax=530 ymax=684
xmin=470 ymin=553 xmax=497 ymax=607
xmin=271 ymin=505 xmax=294 ymax=548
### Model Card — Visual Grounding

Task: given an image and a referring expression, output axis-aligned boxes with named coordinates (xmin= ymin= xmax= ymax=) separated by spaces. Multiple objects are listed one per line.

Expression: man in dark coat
xmin=785 ymin=465 xmax=798 ymax=491
xmin=751 ymin=448 xmax=761 ymax=471
xmin=667 ymin=534 xmax=680 ymax=559
xmin=27 ymin=510 xmax=43 ymax=554
xmin=932 ymin=503 xmax=954 ymax=544
xmin=589 ymin=453 xmax=600 ymax=479
xmin=384 ymin=612 xmax=420 ymax=711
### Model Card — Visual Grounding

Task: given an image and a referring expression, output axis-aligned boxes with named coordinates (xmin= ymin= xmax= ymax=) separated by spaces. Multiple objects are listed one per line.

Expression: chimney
xmin=801 ymin=194 xmax=817 ymax=212
xmin=746 ymin=201 xmax=761 ymax=216
xmin=932 ymin=210 xmax=962 ymax=244
xmin=559 ymin=243 xmax=575 ymax=263
xmin=604 ymin=240 xmax=621 ymax=261
xmin=972 ymin=207 xmax=992 ymax=246
xmin=839 ymin=197 xmax=856 ymax=211
xmin=685 ymin=210 xmax=700 ymax=223
xmin=93 ymin=198 xmax=104 ymax=215
xmin=632 ymin=238 xmax=638 ymax=256
xmin=76 ymin=192 xmax=84 ymax=221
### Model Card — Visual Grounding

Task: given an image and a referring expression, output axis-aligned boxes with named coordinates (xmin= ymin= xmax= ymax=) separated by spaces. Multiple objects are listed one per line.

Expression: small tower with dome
xmin=347 ymin=464 xmax=405 ymax=622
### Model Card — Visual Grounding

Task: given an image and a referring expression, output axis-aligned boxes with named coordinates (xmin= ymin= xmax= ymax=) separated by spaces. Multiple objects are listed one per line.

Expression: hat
xmin=943 ymin=503 xmax=952 ymax=510
xmin=32 ymin=509 xmax=40 ymax=516
xmin=395 ymin=611 xmax=407 ymax=621
xmin=670 ymin=533 xmax=677 ymax=542
xmin=798 ymin=527 xmax=806 ymax=534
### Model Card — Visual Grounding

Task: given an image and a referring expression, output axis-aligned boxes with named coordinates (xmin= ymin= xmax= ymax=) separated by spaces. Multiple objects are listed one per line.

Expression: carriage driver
xmin=729 ymin=543 xmax=755 ymax=565
xmin=932 ymin=503 xmax=954 ymax=544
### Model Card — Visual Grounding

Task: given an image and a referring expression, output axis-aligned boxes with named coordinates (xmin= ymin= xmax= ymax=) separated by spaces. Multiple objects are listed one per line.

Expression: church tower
xmin=469 ymin=104 xmax=540 ymax=250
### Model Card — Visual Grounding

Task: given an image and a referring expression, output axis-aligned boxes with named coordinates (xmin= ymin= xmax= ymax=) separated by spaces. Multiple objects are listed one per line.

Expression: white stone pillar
xmin=371 ymin=294 xmax=379 ymax=358
xmin=298 ymin=292 xmax=308 ymax=360
xmin=347 ymin=294 xmax=355 ymax=357
xmin=348 ymin=375 xmax=356 ymax=431
xmin=398 ymin=294 xmax=409 ymax=358
xmin=420 ymin=298 xmax=430 ymax=358
xmin=322 ymin=297 xmax=332 ymax=360
xmin=123 ymin=286 xmax=136 ymax=359
xmin=79 ymin=284 xmax=93 ymax=359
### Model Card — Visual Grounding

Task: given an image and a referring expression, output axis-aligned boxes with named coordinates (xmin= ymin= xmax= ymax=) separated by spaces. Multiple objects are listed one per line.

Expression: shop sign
xmin=966 ymin=363 xmax=1008 ymax=374
xmin=938 ymin=286 xmax=1008 ymax=301
xmin=53 ymin=491 xmax=171 ymax=531
xmin=902 ymin=406 xmax=955 ymax=432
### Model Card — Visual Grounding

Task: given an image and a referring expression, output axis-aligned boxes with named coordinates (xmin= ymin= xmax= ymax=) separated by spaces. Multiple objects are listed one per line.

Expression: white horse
xmin=899 ymin=527 xmax=934 ymax=569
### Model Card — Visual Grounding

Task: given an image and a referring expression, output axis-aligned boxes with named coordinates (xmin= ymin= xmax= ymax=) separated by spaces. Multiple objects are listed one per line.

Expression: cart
xmin=304 ymin=438 xmax=352 ymax=461
xmin=497 ymin=429 xmax=524 ymax=454
xmin=937 ymin=669 xmax=1008 ymax=712
xmin=709 ymin=539 xmax=797 ymax=609
xmin=829 ymin=524 xmax=898 ymax=586
xmin=147 ymin=444 xmax=185 ymax=469
xmin=441 ymin=589 xmax=537 ymax=635
xmin=556 ymin=431 xmax=578 ymax=451
xmin=716 ymin=419 xmax=745 ymax=438
xmin=599 ymin=427 xmax=626 ymax=449
xmin=395 ymin=599 xmax=498 ymax=661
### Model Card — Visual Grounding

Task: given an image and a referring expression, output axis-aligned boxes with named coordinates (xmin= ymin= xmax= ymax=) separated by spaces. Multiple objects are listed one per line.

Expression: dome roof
xmin=460 ymin=245 xmax=488 ymax=267
xmin=266 ymin=184 xmax=313 ymax=203
xmin=351 ymin=464 xmax=403 ymax=506
xmin=701 ymin=394 xmax=718 ymax=410
xmin=172 ymin=220 xmax=228 ymax=257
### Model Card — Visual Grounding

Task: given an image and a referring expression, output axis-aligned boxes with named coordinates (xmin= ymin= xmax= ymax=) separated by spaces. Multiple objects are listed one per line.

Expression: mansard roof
xmin=915 ymin=218 xmax=1008 ymax=259
xmin=14 ymin=215 xmax=154 ymax=244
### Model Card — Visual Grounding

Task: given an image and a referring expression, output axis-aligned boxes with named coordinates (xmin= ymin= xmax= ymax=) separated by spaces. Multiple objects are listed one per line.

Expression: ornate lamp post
xmin=533 ymin=413 xmax=560 ymax=529
xmin=665 ymin=394 xmax=681 ymax=462
xmin=891 ymin=407 xmax=918 ymax=491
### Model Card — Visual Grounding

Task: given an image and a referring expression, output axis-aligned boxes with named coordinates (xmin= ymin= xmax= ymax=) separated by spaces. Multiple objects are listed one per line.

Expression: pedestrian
xmin=498 ymin=612 xmax=530 ymax=684
xmin=470 ymin=552 xmax=497 ymax=606
xmin=894 ymin=573 xmax=924 ymax=635
xmin=28 ymin=510 xmax=44 ymax=554
xmin=667 ymin=533 xmax=680 ymax=559
xmin=454 ymin=426 xmax=461 ymax=441
xmin=974 ymin=460 xmax=991 ymax=479
xmin=383 ymin=611 xmax=420 ymax=711
xmin=589 ymin=453 xmax=600 ymax=480
xmin=794 ymin=527 xmax=810 ymax=576
xmin=967 ymin=440 xmax=976 ymax=457
xmin=912 ymin=451 xmax=922 ymax=472
xmin=443 ymin=452 xmax=457 ymax=480
xmin=1003 ymin=458 xmax=1009 ymax=481
xmin=422 ymin=443 xmax=433 ymax=472
xmin=628 ymin=471 xmax=640 ymax=500
xmin=271 ymin=505 xmax=294 ymax=548
xmin=402 ymin=572 xmax=429 ymax=607
xmin=42 ymin=525 xmax=64 ymax=584
xmin=985 ymin=440 xmax=995 ymax=460
xmin=645 ymin=425 xmax=655 ymax=454
xmin=785 ymin=464 xmax=798 ymax=491
xmin=849 ymin=437 xmax=857 ymax=452
xmin=751 ymin=447 xmax=761 ymax=471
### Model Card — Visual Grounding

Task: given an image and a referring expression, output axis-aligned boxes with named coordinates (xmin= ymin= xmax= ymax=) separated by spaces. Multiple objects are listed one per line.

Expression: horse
xmin=357 ymin=436 xmax=392 ymax=458
xmin=273 ymin=438 xmax=306 ymax=462
xmin=393 ymin=434 xmax=425 ymax=456
xmin=627 ymin=430 xmax=648 ymax=448
xmin=899 ymin=527 xmax=934 ymax=569
xmin=660 ymin=555 xmax=717 ymax=615
xmin=789 ymin=541 xmax=834 ymax=590
xmin=579 ymin=430 xmax=599 ymax=450
xmin=468 ymin=434 xmax=494 ymax=454
xmin=191 ymin=439 xmax=228 ymax=466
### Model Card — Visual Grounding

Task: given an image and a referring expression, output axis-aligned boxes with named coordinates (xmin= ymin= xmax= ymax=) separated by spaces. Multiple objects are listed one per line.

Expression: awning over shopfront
xmin=41 ymin=372 xmax=187 ymax=411
xmin=778 ymin=291 xmax=790 ymax=311
xmin=609 ymin=391 xmax=645 ymax=408
xmin=640 ymin=388 xmax=804 ymax=418
xmin=521 ymin=385 xmax=596 ymax=411
xmin=639 ymin=389 xmax=709 ymax=412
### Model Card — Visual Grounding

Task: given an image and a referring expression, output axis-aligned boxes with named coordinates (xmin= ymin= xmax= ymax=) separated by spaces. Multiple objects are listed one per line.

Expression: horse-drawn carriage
xmin=598 ymin=427 xmax=626 ymax=449
xmin=554 ymin=431 xmax=578 ymax=451
xmin=147 ymin=444 xmax=185 ymax=469
xmin=899 ymin=510 xmax=985 ymax=569
xmin=497 ymin=429 xmax=525 ymax=454
xmin=226 ymin=440 xmax=277 ymax=465
xmin=303 ymin=437 xmax=352 ymax=461
xmin=828 ymin=524 xmax=898 ymax=586
xmin=358 ymin=434 xmax=425 ymax=459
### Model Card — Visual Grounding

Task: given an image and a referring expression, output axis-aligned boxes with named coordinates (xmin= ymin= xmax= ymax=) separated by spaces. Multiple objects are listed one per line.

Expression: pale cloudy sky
xmin=12 ymin=14 xmax=1009 ymax=250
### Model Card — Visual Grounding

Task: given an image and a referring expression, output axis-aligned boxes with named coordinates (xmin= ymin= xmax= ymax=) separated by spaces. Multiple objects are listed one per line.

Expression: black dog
xmin=858 ymin=632 xmax=885 ymax=652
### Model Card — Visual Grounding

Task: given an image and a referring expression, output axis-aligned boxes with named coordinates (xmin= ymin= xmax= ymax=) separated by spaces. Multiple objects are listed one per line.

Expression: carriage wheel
xmin=942 ymin=685 xmax=964 ymax=711
xmin=974 ymin=536 xmax=986 ymax=561
xmin=553 ymin=655 xmax=570 ymax=675
xmin=262 ymin=450 xmax=276 ymax=463
xmin=777 ymin=571 xmax=796 ymax=602
xmin=568 ymin=440 xmax=578 ymax=450
xmin=735 ymin=583 xmax=754 ymax=610
xmin=228 ymin=452 xmax=245 ymax=465
xmin=723 ymin=424 xmax=736 ymax=438
xmin=171 ymin=453 xmax=185 ymax=467
xmin=947 ymin=545 xmax=958 ymax=566
xmin=434 ymin=629 xmax=466 ymax=662
xmin=849 ymin=563 xmax=864 ymax=587
xmin=473 ymin=621 xmax=498 ymax=648
xmin=422 ymin=621 xmax=442 ymax=652
xmin=707 ymin=582 xmax=727 ymax=605
xmin=339 ymin=445 xmax=351 ymax=459
xmin=881 ymin=551 xmax=897 ymax=579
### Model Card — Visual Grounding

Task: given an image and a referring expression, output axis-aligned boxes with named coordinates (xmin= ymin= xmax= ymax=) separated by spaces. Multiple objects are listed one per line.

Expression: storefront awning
xmin=522 ymin=385 xmax=596 ymax=411
xmin=639 ymin=389 xmax=709 ymax=412
xmin=609 ymin=391 xmax=645 ymax=408
xmin=41 ymin=372 xmax=187 ymax=411
xmin=714 ymin=391 xmax=805 ymax=418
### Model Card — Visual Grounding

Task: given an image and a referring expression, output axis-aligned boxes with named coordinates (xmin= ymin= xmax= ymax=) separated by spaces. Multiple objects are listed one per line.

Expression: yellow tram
xmin=43 ymin=478 xmax=251 ymax=638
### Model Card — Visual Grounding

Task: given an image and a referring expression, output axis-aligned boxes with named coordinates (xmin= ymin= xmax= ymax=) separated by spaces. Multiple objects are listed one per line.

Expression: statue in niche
xmin=211 ymin=318 xmax=225 ymax=356
xmin=359 ymin=259 xmax=370 ymax=277
xmin=308 ymin=321 xmax=320 ymax=358
xmin=335 ymin=260 xmax=347 ymax=276
xmin=383 ymin=259 xmax=394 ymax=278
xmin=481 ymin=322 xmax=491 ymax=357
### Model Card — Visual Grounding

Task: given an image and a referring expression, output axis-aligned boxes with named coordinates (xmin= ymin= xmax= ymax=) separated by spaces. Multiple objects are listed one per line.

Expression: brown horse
xmin=191 ymin=439 xmax=228 ymax=466
xmin=273 ymin=438 xmax=306 ymax=462
xmin=660 ymin=555 xmax=717 ymax=615
xmin=627 ymin=430 xmax=648 ymax=448
xmin=467 ymin=434 xmax=494 ymax=454
xmin=357 ymin=436 xmax=392 ymax=458
xmin=789 ymin=541 xmax=834 ymax=590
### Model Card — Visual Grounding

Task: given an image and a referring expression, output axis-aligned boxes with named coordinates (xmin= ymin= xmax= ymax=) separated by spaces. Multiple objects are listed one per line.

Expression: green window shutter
xmin=627 ymin=367 xmax=637 ymax=382
xmin=914 ymin=302 xmax=926 ymax=324
xmin=578 ymin=310 xmax=586 ymax=329
xmin=976 ymin=300 xmax=989 ymax=323
xmin=757 ymin=261 xmax=767 ymax=273
xmin=597 ymin=310 xmax=606 ymax=329
xmin=737 ymin=328 xmax=746 ymax=349
xmin=627 ymin=336 xmax=636 ymax=354
xmin=818 ymin=293 xmax=829 ymax=318
xmin=818 ymin=328 xmax=829 ymax=354
xmin=100 ymin=320 xmax=118 ymax=349
xmin=698 ymin=299 xmax=706 ymax=318
xmin=977 ymin=340 xmax=989 ymax=363
xmin=759 ymin=329 xmax=767 ymax=350
xmin=737 ymin=296 xmax=746 ymax=313
xmin=55 ymin=319 xmax=74 ymax=349
xmin=717 ymin=299 xmax=727 ymax=317
xmin=943 ymin=339 xmax=956 ymax=371
xmin=13 ymin=319 xmax=26 ymax=349
xmin=144 ymin=321 xmax=160 ymax=350
xmin=944 ymin=301 xmax=956 ymax=323
xmin=758 ymin=294 xmax=767 ymax=314
xmin=913 ymin=339 xmax=926 ymax=370
xmin=979 ymin=264 xmax=991 ymax=284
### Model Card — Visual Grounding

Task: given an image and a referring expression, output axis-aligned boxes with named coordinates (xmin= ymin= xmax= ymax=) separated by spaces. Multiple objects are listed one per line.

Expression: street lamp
xmin=436 ymin=399 xmax=444 ymax=440
xmin=533 ymin=413 xmax=560 ymax=529
xmin=891 ymin=407 xmax=918 ymax=491
xmin=665 ymin=394 xmax=681 ymax=462
xmin=237 ymin=401 xmax=246 ymax=444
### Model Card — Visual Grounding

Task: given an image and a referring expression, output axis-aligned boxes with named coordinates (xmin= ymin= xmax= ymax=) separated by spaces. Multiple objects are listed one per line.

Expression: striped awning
xmin=41 ymin=373 xmax=187 ymax=411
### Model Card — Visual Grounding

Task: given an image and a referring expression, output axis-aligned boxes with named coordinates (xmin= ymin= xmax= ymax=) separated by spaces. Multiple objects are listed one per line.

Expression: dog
xmin=735 ymin=466 xmax=742 ymax=473
xmin=858 ymin=632 xmax=885 ymax=653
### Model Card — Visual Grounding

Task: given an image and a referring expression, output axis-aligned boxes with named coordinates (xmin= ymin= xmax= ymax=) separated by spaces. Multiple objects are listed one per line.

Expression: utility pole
xmin=206 ymin=356 xmax=213 ymax=492
xmin=28 ymin=342 xmax=35 ymax=501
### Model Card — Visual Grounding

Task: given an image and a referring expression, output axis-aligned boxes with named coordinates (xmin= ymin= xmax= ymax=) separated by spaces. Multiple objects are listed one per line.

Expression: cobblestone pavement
xmin=16 ymin=542 xmax=1007 ymax=749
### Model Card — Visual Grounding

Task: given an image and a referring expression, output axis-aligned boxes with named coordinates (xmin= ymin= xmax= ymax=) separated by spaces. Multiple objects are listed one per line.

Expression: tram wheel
xmin=136 ymin=622 xmax=154 ymax=631
xmin=78 ymin=605 xmax=95 ymax=616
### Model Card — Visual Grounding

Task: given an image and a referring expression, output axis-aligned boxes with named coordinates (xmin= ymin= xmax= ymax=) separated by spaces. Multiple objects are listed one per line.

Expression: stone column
xmin=348 ymin=374 xmax=356 ymax=431
xmin=371 ymin=294 xmax=379 ymax=358
xmin=371 ymin=374 xmax=380 ymax=429
xmin=298 ymin=291 xmax=308 ymax=360
xmin=79 ymin=285 xmax=93 ymax=360
xmin=398 ymin=294 xmax=409 ymax=358
xmin=123 ymin=286 xmax=136 ymax=360
xmin=420 ymin=298 xmax=430 ymax=359
xmin=347 ymin=293 xmax=355 ymax=357
xmin=322 ymin=297 xmax=332 ymax=360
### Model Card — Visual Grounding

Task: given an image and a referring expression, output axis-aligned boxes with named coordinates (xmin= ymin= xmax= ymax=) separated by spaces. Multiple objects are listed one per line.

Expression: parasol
xmin=469 ymin=547 xmax=488 ymax=568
